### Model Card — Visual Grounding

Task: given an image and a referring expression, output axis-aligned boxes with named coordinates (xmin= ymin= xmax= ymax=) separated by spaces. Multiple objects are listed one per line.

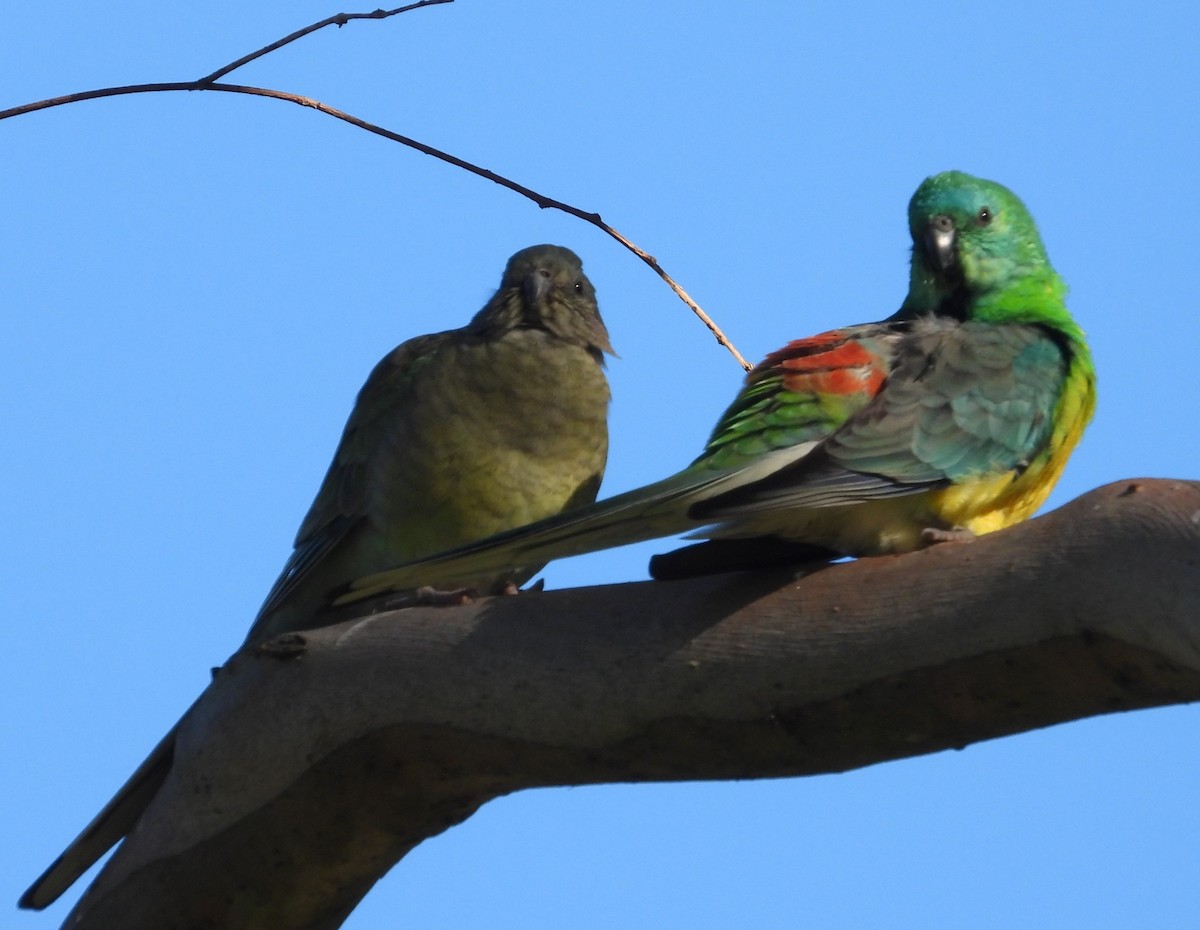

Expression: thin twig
xmin=198 ymin=2 xmax=454 ymax=84
xmin=0 ymin=14 xmax=751 ymax=369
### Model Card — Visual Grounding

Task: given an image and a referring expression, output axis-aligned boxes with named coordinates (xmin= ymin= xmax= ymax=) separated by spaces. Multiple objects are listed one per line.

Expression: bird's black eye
xmin=977 ymin=206 xmax=993 ymax=225
xmin=573 ymin=280 xmax=585 ymax=294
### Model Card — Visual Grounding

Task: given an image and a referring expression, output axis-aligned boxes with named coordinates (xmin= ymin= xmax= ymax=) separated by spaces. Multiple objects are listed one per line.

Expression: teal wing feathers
xmin=695 ymin=320 xmax=1068 ymax=518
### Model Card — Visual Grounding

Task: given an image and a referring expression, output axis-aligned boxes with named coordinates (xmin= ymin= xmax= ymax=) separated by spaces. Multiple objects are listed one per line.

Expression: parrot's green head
xmin=900 ymin=171 xmax=1061 ymax=322
xmin=474 ymin=244 xmax=614 ymax=357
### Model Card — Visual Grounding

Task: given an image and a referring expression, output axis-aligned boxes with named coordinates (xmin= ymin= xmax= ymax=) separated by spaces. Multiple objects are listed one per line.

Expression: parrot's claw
xmin=919 ymin=526 xmax=976 ymax=546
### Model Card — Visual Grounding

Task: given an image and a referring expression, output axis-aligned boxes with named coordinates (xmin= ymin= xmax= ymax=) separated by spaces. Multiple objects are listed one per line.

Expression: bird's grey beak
xmin=522 ymin=268 xmax=553 ymax=306
xmin=924 ymin=215 xmax=957 ymax=273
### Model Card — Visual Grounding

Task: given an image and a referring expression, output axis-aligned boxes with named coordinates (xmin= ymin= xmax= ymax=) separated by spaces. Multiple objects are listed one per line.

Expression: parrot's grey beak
xmin=522 ymin=268 xmax=553 ymax=306
xmin=925 ymin=215 xmax=957 ymax=273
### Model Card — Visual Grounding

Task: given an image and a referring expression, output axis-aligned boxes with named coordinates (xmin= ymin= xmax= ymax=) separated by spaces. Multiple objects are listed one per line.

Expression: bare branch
xmin=0 ymin=82 xmax=190 ymax=119
xmin=197 ymin=2 xmax=455 ymax=84
xmin=54 ymin=479 xmax=1200 ymax=929
xmin=0 ymin=8 xmax=751 ymax=370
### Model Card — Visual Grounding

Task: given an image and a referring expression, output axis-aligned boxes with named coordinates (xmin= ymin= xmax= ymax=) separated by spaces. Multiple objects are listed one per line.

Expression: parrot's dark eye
xmin=977 ymin=207 xmax=993 ymax=225
xmin=573 ymin=280 xmax=585 ymax=294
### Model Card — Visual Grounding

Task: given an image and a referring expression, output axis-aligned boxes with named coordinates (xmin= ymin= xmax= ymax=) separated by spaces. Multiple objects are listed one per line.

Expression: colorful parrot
xmin=338 ymin=170 xmax=1096 ymax=602
xmin=20 ymin=244 xmax=614 ymax=910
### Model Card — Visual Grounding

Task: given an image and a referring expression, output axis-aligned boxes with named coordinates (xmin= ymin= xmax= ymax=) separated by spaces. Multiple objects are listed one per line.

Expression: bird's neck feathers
xmin=468 ymin=289 xmax=611 ymax=359
xmin=468 ymin=288 xmax=528 ymax=335
xmin=896 ymin=259 xmax=1083 ymax=345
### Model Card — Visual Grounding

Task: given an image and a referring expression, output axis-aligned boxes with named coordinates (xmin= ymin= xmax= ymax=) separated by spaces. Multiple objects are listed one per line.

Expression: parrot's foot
xmin=919 ymin=526 xmax=976 ymax=546
xmin=375 ymin=579 xmax=539 ymax=610
xmin=257 ymin=633 xmax=309 ymax=659
xmin=414 ymin=585 xmax=478 ymax=607
xmin=500 ymin=578 xmax=544 ymax=596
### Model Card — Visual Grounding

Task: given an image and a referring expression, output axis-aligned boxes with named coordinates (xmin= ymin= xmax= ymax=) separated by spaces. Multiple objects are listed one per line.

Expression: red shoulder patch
xmin=756 ymin=329 xmax=887 ymax=397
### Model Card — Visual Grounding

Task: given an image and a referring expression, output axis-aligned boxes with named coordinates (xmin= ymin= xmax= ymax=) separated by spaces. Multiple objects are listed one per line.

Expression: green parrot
xmin=336 ymin=170 xmax=1096 ymax=601
xmin=20 ymin=244 xmax=613 ymax=911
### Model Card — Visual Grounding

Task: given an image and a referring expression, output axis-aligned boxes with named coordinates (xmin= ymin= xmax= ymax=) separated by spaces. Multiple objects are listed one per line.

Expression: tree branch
xmin=196 ymin=2 xmax=455 ymax=84
xmin=58 ymin=479 xmax=1200 ymax=930
xmin=0 ymin=7 xmax=750 ymax=370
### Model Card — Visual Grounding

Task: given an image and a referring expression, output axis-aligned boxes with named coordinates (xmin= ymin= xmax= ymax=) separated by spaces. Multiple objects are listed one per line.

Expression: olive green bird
xmin=20 ymin=243 xmax=613 ymax=911
xmin=335 ymin=171 xmax=1096 ymax=600
xmin=243 ymin=243 xmax=613 ymax=644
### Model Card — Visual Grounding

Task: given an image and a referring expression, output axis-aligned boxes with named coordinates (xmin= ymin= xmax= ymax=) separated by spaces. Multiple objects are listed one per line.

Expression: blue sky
xmin=4 ymin=2 xmax=1199 ymax=927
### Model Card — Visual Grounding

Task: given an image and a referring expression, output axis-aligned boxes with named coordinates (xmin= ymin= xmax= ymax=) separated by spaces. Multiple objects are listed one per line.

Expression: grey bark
xmin=58 ymin=479 xmax=1200 ymax=930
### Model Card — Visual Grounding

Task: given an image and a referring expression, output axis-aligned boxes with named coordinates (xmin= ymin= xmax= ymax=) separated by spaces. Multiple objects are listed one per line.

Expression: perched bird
xmin=244 ymin=243 xmax=613 ymax=644
xmin=337 ymin=170 xmax=1095 ymax=601
xmin=20 ymin=243 xmax=613 ymax=911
